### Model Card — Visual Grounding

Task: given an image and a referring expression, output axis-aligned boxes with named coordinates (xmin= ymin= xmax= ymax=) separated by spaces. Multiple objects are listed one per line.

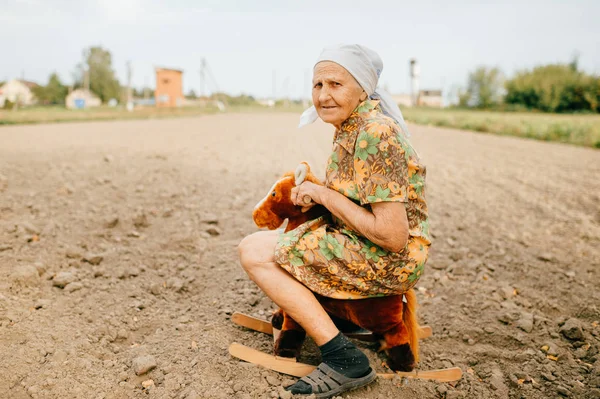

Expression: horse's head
xmin=253 ymin=162 xmax=324 ymax=231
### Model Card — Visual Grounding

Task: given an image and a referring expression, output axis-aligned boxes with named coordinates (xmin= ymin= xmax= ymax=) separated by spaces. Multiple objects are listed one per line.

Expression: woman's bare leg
xmin=238 ymin=231 xmax=338 ymax=346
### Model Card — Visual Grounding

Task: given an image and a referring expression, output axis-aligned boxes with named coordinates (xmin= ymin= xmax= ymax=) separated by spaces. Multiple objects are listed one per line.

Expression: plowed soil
xmin=1 ymin=114 xmax=599 ymax=399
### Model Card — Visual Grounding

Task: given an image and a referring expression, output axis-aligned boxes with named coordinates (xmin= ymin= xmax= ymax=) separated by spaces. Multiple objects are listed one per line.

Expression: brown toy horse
xmin=252 ymin=162 xmax=420 ymax=372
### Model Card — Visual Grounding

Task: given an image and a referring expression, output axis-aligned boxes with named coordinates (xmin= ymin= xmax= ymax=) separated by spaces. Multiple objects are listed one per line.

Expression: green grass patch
xmin=0 ymin=103 xmax=305 ymax=127
xmin=402 ymin=107 xmax=600 ymax=148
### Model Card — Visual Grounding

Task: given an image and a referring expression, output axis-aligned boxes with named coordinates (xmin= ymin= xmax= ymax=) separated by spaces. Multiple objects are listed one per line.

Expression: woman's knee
xmin=238 ymin=231 xmax=278 ymax=274
xmin=238 ymin=233 xmax=258 ymax=271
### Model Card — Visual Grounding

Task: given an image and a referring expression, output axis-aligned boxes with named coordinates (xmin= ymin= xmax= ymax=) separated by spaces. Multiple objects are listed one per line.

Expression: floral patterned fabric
xmin=274 ymin=99 xmax=430 ymax=299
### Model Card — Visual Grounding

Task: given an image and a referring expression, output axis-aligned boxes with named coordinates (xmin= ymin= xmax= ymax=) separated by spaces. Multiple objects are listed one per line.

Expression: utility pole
xmin=410 ymin=58 xmax=420 ymax=107
xmin=272 ymin=70 xmax=276 ymax=101
xmin=199 ymin=58 xmax=206 ymax=97
xmin=83 ymin=49 xmax=90 ymax=91
xmin=126 ymin=61 xmax=133 ymax=110
xmin=441 ymin=77 xmax=446 ymax=107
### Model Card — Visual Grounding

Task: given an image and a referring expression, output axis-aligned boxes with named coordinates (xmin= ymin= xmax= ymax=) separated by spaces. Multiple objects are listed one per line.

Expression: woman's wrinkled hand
xmin=291 ymin=181 xmax=326 ymax=213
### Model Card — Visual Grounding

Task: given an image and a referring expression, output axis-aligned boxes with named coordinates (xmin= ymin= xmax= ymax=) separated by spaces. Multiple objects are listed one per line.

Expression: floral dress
xmin=274 ymin=99 xmax=430 ymax=299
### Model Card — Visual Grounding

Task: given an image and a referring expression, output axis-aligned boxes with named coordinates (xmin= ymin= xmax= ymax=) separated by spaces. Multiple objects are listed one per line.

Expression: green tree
xmin=74 ymin=46 xmax=121 ymax=103
xmin=505 ymin=62 xmax=600 ymax=113
xmin=460 ymin=67 xmax=504 ymax=109
xmin=33 ymin=73 xmax=68 ymax=105
xmin=457 ymin=89 xmax=471 ymax=108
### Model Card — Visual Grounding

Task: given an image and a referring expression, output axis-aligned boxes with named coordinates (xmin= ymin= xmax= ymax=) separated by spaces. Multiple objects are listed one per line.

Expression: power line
xmin=205 ymin=61 xmax=220 ymax=94
xmin=199 ymin=58 xmax=220 ymax=96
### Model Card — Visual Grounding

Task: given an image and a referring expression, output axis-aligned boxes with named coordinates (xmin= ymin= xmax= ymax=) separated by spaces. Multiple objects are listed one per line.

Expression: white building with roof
xmin=0 ymin=79 xmax=39 ymax=107
xmin=65 ymin=89 xmax=102 ymax=109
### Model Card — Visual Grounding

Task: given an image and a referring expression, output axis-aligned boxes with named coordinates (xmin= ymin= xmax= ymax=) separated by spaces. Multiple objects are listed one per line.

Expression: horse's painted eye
xmin=271 ymin=192 xmax=276 ymax=197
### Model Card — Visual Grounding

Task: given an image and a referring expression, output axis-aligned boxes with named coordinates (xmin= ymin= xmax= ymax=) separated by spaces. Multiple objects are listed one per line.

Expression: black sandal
xmin=290 ymin=363 xmax=377 ymax=398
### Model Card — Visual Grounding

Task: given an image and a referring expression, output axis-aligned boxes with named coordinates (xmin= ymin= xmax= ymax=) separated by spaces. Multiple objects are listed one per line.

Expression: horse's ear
xmin=295 ymin=162 xmax=310 ymax=186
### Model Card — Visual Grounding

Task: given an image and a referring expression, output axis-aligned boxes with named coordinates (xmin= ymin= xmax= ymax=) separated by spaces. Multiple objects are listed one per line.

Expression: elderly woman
xmin=238 ymin=44 xmax=430 ymax=397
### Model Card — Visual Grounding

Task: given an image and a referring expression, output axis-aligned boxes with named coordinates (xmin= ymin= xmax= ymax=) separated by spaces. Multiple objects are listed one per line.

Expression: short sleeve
xmin=354 ymin=120 xmax=409 ymax=205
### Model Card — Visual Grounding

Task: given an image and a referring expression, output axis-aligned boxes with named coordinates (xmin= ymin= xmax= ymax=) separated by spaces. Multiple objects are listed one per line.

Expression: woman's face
xmin=312 ymin=61 xmax=366 ymax=129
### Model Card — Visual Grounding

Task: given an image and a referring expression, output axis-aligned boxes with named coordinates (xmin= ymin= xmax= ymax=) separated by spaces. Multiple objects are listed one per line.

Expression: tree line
xmin=458 ymin=58 xmax=600 ymax=113
xmin=24 ymin=47 xmax=600 ymax=114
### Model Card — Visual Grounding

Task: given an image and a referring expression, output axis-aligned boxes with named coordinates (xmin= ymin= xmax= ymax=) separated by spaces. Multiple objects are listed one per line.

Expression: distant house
xmin=0 ymin=79 xmax=39 ymax=107
xmin=155 ymin=68 xmax=184 ymax=108
xmin=392 ymin=90 xmax=444 ymax=108
xmin=65 ymin=89 xmax=101 ymax=109
xmin=418 ymin=90 xmax=443 ymax=107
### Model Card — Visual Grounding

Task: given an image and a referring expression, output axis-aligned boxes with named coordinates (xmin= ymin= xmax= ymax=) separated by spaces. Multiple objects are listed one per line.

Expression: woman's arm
xmin=291 ymin=182 xmax=409 ymax=253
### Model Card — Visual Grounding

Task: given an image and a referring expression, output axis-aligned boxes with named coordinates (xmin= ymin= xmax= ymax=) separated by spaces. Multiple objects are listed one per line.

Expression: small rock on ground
xmin=52 ymin=272 xmax=76 ymax=288
xmin=64 ymin=282 xmax=83 ymax=293
xmin=83 ymin=254 xmax=104 ymax=265
xmin=132 ymin=355 xmax=157 ymax=375
xmin=560 ymin=318 xmax=584 ymax=341
xmin=516 ymin=312 xmax=534 ymax=333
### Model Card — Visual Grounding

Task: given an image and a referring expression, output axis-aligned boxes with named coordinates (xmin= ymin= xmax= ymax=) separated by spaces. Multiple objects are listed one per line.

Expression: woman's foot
xmin=286 ymin=363 xmax=376 ymax=398
xmin=286 ymin=332 xmax=374 ymax=396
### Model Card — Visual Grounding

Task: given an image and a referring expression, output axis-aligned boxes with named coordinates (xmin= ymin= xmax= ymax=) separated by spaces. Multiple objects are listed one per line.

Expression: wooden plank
xmin=231 ymin=312 xmax=273 ymax=335
xmin=229 ymin=343 xmax=462 ymax=382
xmin=229 ymin=343 xmax=315 ymax=377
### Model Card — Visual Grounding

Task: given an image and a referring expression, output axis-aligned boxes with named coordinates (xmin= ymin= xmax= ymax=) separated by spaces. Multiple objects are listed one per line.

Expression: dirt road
xmin=1 ymin=113 xmax=599 ymax=398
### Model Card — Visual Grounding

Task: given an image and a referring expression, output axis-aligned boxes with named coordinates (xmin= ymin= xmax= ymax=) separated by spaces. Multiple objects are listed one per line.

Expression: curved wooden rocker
xmin=229 ymin=343 xmax=463 ymax=383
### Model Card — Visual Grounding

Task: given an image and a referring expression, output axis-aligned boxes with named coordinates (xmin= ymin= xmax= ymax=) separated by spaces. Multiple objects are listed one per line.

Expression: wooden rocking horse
xmin=251 ymin=162 xmax=420 ymax=372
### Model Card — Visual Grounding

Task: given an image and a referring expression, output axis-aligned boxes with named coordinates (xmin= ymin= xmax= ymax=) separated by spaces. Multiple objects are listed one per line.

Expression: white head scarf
xmin=299 ymin=44 xmax=409 ymax=136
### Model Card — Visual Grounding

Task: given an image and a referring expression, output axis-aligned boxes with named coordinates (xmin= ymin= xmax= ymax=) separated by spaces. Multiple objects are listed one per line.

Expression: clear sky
xmin=2 ymin=0 xmax=599 ymax=100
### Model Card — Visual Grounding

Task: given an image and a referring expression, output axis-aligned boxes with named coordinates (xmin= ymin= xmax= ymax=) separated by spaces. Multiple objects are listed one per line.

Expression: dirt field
xmin=1 ymin=113 xmax=599 ymax=399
